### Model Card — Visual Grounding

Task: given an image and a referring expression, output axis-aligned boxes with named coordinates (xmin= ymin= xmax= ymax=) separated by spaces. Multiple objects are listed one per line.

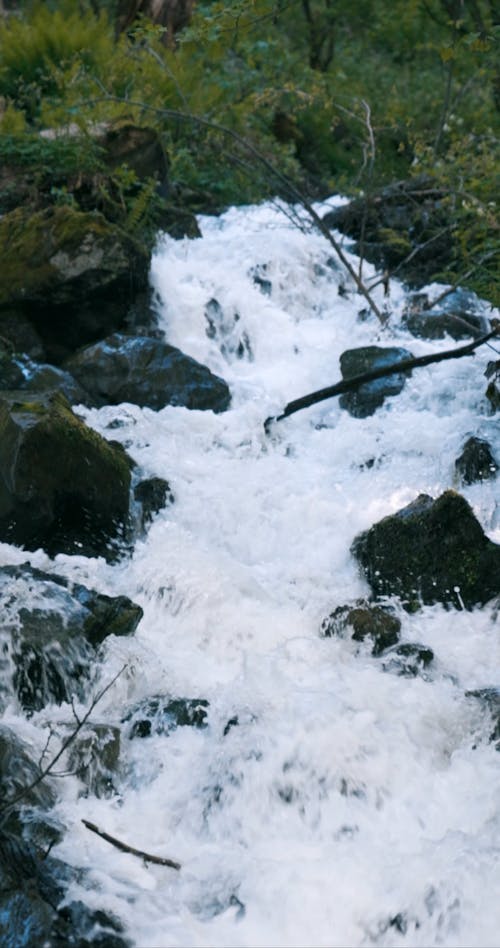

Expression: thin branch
xmin=265 ymin=328 xmax=499 ymax=428
xmin=81 ymin=93 xmax=387 ymax=324
xmin=82 ymin=819 xmax=181 ymax=870
xmin=422 ymin=250 xmax=498 ymax=309
xmin=0 ymin=666 xmax=127 ymax=822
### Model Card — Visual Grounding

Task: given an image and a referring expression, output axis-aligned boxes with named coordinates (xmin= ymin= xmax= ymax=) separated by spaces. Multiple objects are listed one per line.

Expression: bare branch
xmin=265 ymin=328 xmax=499 ymax=428
xmin=82 ymin=819 xmax=181 ymax=870
xmin=0 ymin=666 xmax=127 ymax=822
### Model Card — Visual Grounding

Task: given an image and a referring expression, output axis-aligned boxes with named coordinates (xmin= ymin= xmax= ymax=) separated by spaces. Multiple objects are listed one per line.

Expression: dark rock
xmin=0 ymin=205 xmax=149 ymax=362
xmin=0 ymin=725 xmax=56 ymax=828
xmin=351 ymin=490 xmax=500 ymax=610
xmin=67 ymin=724 xmax=121 ymax=798
xmin=339 ymin=346 xmax=413 ymax=417
xmin=323 ymin=176 xmax=454 ymax=287
xmin=0 ymin=563 xmax=142 ymax=712
xmin=466 ymin=688 xmax=500 ymax=746
xmin=321 ymin=600 xmax=401 ymax=655
xmin=123 ymin=696 xmax=209 ymax=739
xmin=134 ymin=477 xmax=173 ymax=529
xmin=0 ymin=350 xmax=93 ymax=405
xmin=0 ymin=391 xmax=132 ymax=559
xmin=485 ymin=359 xmax=500 ymax=411
xmin=454 ymin=436 xmax=498 ymax=485
xmin=156 ymin=205 xmax=201 ymax=239
xmin=64 ymin=333 xmax=231 ymax=412
xmin=0 ymin=308 xmax=45 ymax=360
xmin=402 ymin=290 xmax=487 ymax=340
xmin=381 ymin=643 xmax=434 ymax=677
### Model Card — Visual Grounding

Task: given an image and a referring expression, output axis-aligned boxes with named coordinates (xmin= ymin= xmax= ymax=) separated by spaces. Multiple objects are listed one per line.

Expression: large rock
xmin=402 ymin=289 xmax=488 ymax=340
xmin=0 ymin=563 xmax=143 ymax=712
xmin=351 ymin=491 xmax=500 ymax=610
xmin=339 ymin=346 xmax=413 ymax=417
xmin=323 ymin=176 xmax=454 ymax=287
xmin=0 ymin=205 xmax=150 ymax=361
xmin=64 ymin=333 xmax=231 ymax=412
xmin=0 ymin=392 xmax=132 ymax=559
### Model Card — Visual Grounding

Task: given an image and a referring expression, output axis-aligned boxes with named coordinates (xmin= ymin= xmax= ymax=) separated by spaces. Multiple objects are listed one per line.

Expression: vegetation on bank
xmin=0 ymin=0 xmax=498 ymax=303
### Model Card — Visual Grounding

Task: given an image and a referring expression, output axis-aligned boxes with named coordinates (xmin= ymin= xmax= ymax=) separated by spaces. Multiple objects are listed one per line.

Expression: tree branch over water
xmin=265 ymin=328 xmax=499 ymax=430
xmin=81 ymin=819 xmax=181 ymax=870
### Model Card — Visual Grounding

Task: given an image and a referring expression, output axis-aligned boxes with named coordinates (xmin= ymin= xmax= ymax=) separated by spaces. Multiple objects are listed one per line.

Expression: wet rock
xmin=320 ymin=600 xmax=401 ymax=655
xmin=64 ymin=333 xmax=231 ymax=412
xmin=466 ymin=688 xmax=500 ymax=746
xmin=402 ymin=290 xmax=487 ymax=340
xmin=156 ymin=204 xmax=201 ymax=239
xmin=0 ymin=205 xmax=149 ymax=361
xmin=339 ymin=346 xmax=413 ymax=418
xmin=323 ymin=176 xmax=454 ymax=287
xmin=123 ymin=696 xmax=209 ymax=739
xmin=0 ymin=351 xmax=93 ymax=405
xmin=454 ymin=436 xmax=498 ymax=485
xmin=485 ymin=359 xmax=500 ymax=411
xmin=0 ymin=308 xmax=46 ymax=360
xmin=134 ymin=477 xmax=174 ymax=529
xmin=0 ymin=725 xmax=56 ymax=834
xmin=0 ymin=563 xmax=142 ymax=712
xmin=67 ymin=724 xmax=121 ymax=798
xmin=351 ymin=490 xmax=500 ymax=610
xmin=0 ymin=391 xmax=132 ymax=559
xmin=204 ymin=298 xmax=252 ymax=361
xmin=381 ymin=643 xmax=434 ymax=677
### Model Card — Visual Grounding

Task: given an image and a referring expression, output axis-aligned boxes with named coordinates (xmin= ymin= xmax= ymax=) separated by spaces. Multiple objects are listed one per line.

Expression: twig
xmin=0 ymin=666 xmax=127 ymax=822
xmin=264 ymin=328 xmax=499 ymax=428
xmin=81 ymin=819 xmax=181 ymax=870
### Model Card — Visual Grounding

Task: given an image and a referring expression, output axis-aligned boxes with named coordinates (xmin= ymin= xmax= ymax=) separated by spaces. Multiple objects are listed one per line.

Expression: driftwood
xmin=264 ymin=328 xmax=499 ymax=431
xmin=82 ymin=819 xmax=181 ymax=870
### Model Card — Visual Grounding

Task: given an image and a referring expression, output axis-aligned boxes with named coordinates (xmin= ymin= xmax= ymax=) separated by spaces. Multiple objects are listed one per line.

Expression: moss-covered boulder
xmin=0 ymin=563 xmax=142 ymax=712
xmin=351 ymin=491 xmax=500 ymax=610
xmin=64 ymin=333 xmax=231 ymax=412
xmin=0 ymin=205 xmax=149 ymax=360
xmin=0 ymin=391 xmax=132 ymax=559
xmin=320 ymin=600 xmax=401 ymax=655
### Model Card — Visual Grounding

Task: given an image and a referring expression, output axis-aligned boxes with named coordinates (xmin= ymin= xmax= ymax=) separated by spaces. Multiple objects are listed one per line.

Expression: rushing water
xmin=3 ymin=199 xmax=500 ymax=947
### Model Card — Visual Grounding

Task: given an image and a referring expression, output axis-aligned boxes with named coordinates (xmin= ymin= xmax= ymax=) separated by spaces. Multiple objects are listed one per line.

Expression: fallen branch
xmin=82 ymin=819 xmax=181 ymax=870
xmin=264 ymin=328 xmax=498 ymax=429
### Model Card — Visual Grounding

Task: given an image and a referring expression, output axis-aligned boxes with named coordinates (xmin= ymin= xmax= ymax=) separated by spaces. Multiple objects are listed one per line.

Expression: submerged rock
xmin=466 ymin=688 xmax=500 ymax=746
xmin=321 ymin=600 xmax=401 ymax=655
xmin=0 ymin=392 xmax=132 ymax=559
xmin=454 ymin=436 xmax=498 ymax=485
xmin=339 ymin=346 xmax=413 ymax=417
xmin=123 ymin=696 xmax=209 ymax=738
xmin=351 ymin=490 xmax=500 ymax=610
xmin=64 ymin=333 xmax=231 ymax=412
xmin=485 ymin=359 xmax=500 ymax=411
xmin=67 ymin=724 xmax=121 ymax=798
xmin=381 ymin=643 xmax=434 ymax=677
xmin=0 ymin=563 xmax=143 ymax=712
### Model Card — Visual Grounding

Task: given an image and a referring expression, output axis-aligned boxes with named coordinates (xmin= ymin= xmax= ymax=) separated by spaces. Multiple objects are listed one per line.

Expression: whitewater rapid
xmin=4 ymin=199 xmax=500 ymax=947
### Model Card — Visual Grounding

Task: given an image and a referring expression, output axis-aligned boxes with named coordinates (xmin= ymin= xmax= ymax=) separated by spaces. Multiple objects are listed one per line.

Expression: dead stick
xmin=82 ymin=819 xmax=181 ymax=871
xmin=265 ymin=328 xmax=498 ymax=429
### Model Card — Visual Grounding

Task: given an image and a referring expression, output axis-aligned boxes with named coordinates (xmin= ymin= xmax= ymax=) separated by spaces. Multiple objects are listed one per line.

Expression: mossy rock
xmin=0 ymin=391 xmax=132 ymax=559
xmin=351 ymin=490 xmax=500 ymax=610
xmin=321 ymin=599 xmax=401 ymax=655
xmin=0 ymin=205 xmax=150 ymax=360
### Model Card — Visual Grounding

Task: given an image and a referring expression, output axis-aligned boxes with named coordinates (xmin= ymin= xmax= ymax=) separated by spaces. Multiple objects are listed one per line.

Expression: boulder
xmin=0 ymin=205 xmax=150 ymax=361
xmin=122 ymin=696 xmax=209 ymax=739
xmin=320 ymin=600 xmax=400 ymax=655
xmin=323 ymin=176 xmax=454 ymax=287
xmin=454 ymin=436 xmax=498 ymax=485
xmin=0 ymin=563 xmax=143 ymax=712
xmin=339 ymin=346 xmax=413 ymax=417
xmin=351 ymin=490 xmax=500 ymax=610
xmin=402 ymin=289 xmax=488 ymax=340
xmin=64 ymin=333 xmax=231 ymax=412
xmin=0 ymin=392 xmax=132 ymax=559
xmin=0 ymin=347 xmax=93 ymax=405
xmin=134 ymin=476 xmax=174 ymax=529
